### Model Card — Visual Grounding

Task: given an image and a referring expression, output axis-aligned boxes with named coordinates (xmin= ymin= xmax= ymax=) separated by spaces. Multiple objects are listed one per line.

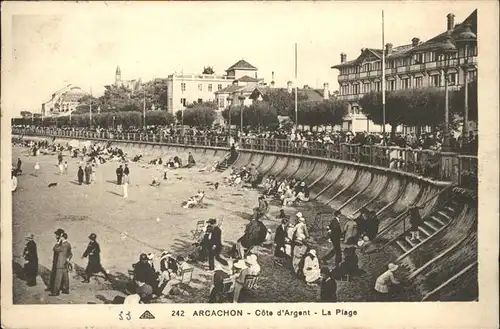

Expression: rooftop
xmin=226 ymin=59 xmax=258 ymax=71
xmin=332 ymin=9 xmax=477 ymax=69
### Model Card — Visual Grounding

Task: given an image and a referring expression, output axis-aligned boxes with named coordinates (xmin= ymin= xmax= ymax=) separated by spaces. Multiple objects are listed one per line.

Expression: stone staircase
xmin=393 ymin=199 xmax=461 ymax=254
xmin=216 ymin=153 xmax=238 ymax=172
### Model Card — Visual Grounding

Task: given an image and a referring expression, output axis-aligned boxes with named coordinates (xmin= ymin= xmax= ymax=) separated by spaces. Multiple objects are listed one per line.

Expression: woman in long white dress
xmin=123 ymin=174 xmax=129 ymax=198
xmin=34 ymin=162 xmax=40 ymax=176
xmin=303 ymin=249 xmax=321 ymax=285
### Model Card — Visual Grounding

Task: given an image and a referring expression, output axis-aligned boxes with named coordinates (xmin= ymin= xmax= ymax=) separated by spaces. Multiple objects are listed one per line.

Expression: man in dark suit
xmin=116 ymin=165 xmax=123 ymax=185
xmin=23 ymin=233 xmax=38 ymax=286
xmin=81 ymin=233 xmax=109 ymax=283
xmin=323 ymin=210 xmax=343 ymax=265
xmin=134 ymin=253 xmax=159 ymax=295
xmin=50 ymin=232 xmax=72 ymax=296
xmin=319 ymin=267 xmax=337 ymax=302
xmin=208 ymin=219 xmax=228 ymax=270
xmin=47 ymin=228 xmax=65 ymax=292
xmin=274 ymin=218 xmax=288 ymax=258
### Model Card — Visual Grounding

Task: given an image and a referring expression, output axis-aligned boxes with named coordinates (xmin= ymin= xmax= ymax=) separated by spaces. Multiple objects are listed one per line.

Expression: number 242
xmin=172 ymin=310 xmax=185 ymax=316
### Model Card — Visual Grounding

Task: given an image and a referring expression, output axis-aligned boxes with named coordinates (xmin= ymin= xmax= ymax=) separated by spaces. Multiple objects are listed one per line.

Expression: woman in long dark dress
xmin=77 ymin=166 xmax=84 ymax=185
xmin=23 ymin=233 xmax=38 ymax=286
xmin=81 ymin=233 xmax=109 ymax=282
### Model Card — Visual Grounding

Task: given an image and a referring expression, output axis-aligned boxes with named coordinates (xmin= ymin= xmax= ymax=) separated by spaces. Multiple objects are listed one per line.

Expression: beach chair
xmin=191 ymin=220 xmax=206 ymax=240
xmin=244 ymin=274 xmax=259 ymax=291
xmin=213 ymin=277 xmax=234 ymax=303
xmin=177 ymin=267 xmax=194 ymax=295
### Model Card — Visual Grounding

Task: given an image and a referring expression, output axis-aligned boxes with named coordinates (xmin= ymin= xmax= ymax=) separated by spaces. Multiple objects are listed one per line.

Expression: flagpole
xmin=381 ymin=10 xmax=386 ymax=144
xmin=294 ymin=43 xmax=298 ymax=130
xmin=143 ymin=88 xmax=146 ymax=130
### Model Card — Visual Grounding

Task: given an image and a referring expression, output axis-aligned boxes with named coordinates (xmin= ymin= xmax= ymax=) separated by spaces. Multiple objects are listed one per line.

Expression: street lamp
xmin=455 ymin=22 xmax=477 ymax=144
xmin=437 ymin=32 xmax=458 ymax=152
xmin=227 ymin=97 xmax=232 ymax=147
xmin=239 ymin=92 xmax=245 ymax=135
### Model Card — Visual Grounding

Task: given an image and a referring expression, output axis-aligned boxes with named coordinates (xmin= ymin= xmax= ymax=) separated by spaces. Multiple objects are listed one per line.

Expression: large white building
xmin=165 ymin=59 xmax=262 ymax=114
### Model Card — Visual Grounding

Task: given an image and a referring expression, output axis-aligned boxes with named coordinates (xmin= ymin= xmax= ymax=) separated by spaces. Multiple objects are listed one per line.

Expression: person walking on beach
xmin=84 ymin=164 xmax=92 ymax=185
xmin=77 ymin=166 xmax=84 ymax=185
xmin=50 ymin=231 xmax=72 ymax=296
xmin=23 ymin=233 xmax=38 ymax=287
xmin=123 ymin=174 xmax=129 ymax=198
xmin=81 ymin=233 xmax=110 ymax=283
xmin=116 ymin=165 xmax=123 ymax=185
xmin=124 ymin=164 xmax=130 ymax=177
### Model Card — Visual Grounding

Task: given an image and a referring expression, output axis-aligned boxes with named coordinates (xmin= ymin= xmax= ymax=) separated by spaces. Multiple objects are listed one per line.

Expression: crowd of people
xmin=14 ymin=132 xmax=415 ymax=304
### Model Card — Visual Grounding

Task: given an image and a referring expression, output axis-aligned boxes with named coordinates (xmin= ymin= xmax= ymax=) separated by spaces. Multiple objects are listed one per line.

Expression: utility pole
xmin=294 ymin=43 xmax=298 ymax=130
xmin=381 ymin=10 xmax=386 ymax=144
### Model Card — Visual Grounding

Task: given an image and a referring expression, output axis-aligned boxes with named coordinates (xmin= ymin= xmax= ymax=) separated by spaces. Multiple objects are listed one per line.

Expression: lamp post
xmin=227 ymin=97 xmax=232 ymax=147
xmin=455 ymin=22 xmax=477 ymax=145
xmin=437 ymin=33 xmax=458 ymax=152
xmin=239 ymin=92 xmax=244 ymax=135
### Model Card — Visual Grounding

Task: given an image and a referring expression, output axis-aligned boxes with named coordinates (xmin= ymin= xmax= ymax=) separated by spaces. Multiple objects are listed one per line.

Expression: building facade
xmin=166 ymin=59 xmax=262 ymax=115
xmin=41 ymin=84 xmax=89 ymax=117
xmin=332 ymin=10 xmax=477 ymax=133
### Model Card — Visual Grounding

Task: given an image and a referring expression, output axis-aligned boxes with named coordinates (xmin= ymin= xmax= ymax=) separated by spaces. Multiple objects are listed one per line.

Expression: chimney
xmin=323 ymin=83 xmax=330 ymax=100
xmin=447 ymin=13 xmax=455 ymax=32
xmin=287 ymin=81 xmax=293 ymax=94
xmin=412 ymin=37 xmax=420 ymax=47
xmin=385 ymin=43 xmax=393 ymax=56
xmin=340 ymin=53 xmax=347 ymax=63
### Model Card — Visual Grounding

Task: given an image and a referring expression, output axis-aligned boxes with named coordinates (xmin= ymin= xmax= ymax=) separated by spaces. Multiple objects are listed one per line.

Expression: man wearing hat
xmin=374 ymin=263 xmax=400 ymax=301
xmin=81 ymin=233 xmax=109 ymax=283
xmin=207 ymin=218 xmax=228 ymax=270
xmin=47 ymin=228 xmax=65 ymax=292
xmin=50 ymin=232 xmax=72 ymax=296
xmin=159 ymin=251 xmax=177 ymax=287
xmin=319 ymin=267 xmax=337 ymax=302
xmin=23 ymin=233 xmax=38 ymax=286
xmin=274 ymin=217 xmax=289 ymax=259
xmin=323 ymin=210 xmax=343 ymax=265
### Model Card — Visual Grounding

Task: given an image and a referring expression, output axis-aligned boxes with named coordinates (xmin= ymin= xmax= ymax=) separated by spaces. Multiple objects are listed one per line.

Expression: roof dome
xmin=437 ymin=33 xmax=458 ymax=55
xmin=61 ymin=87 xmax=88 ymax=102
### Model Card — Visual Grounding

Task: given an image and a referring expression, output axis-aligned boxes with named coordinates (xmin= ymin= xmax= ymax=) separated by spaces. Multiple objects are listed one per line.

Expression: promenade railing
xmin=13 ymin=127 xmax=477 ymax=187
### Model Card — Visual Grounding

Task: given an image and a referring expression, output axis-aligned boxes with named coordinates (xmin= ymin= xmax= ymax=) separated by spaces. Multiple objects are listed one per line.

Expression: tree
xmin=146 ymin=111 xmax=175 ymax=126
xmin=265 ymin=89 xmax=308 ymax=116
xmin=289 ymin=100 xmax=347 ymax=127
xmin=202 ymin=66 xmax=215 ymax=75
xmin=451 ymin=79 xmax=478 ymax=122
xmin=182 ymin=105 xmax=216 ymax=127
xmin=359 ymin=89 xmax=448 ymax=137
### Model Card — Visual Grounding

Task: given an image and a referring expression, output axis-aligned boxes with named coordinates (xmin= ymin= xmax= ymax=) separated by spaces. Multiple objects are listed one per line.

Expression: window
xmin=430 ymin=75 xmax=440 ymax=87
xmin=352 ymin=106 xmax=360 ymax=114
xmin=375 ymin=81 xmax=381 ymax=92
xmin=415 ymin=76 xmax=423 ymax=88
xmin=468 ymin=70 xmax=477 ymax=82
xmin=208 ymin=84 xmax=213 ymax=92
xmin=448 ymin=73 xmax=457 ymax=86
xmin=181 ymin=83 xmax=186 ymax=92
xmin=401 ymin=78 xmax=410 ymax=89
xmin=353 ymin=84 xmax=360 ymax=94
xmin=198 ymin=84 xmax=203 ymax=91
xmin=362 ymin=82 xmax=370 ymax=93
xmin=218 ymin=84 xmax=222 ymax=90
xmin=388 ymin=80 xmax=395 ymax=91
xmin=413 ymin=53 xmax=423 ymax=64
xmin=426 ymin=51 xmax=436 ymax=62
xmin=180 ymin=98 xmax=186 ymax=106
xmin=219 ymin=97 xmax=225 ymax=108
xmin=168 ymin=97 xmax=173 ymax=109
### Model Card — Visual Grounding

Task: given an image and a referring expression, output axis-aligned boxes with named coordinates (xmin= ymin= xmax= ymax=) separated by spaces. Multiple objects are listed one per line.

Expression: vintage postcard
xmin=1 ymin=1 xmax=498 ymax=328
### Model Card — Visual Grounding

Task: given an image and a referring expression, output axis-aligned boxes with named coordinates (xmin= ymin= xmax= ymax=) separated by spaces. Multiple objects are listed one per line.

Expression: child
xmin=63 ymin=161 xmax=68 ymax=175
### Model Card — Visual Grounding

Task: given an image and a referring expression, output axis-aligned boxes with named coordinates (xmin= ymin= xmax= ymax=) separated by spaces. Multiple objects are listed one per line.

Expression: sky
xmin=2 ymin=1 xmax=477 ymax=115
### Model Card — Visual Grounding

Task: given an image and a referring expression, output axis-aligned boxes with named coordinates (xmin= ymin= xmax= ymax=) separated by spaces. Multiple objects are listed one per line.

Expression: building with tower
xmin=41 ymin=84 xmax=89 ymax=117
xmin=114 ymin=66 xmax=142 ymax=92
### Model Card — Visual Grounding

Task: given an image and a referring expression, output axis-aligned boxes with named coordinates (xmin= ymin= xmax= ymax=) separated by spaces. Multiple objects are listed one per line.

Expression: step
xmin=436 ymin=211 xmax=452 ymax=221
xmin=395 ymin=240 xmax=409 ymax=253
xmin=430 ymin=215 xmax=446 ymax=226
xmin=418 ymin=226 xmax=432 ymax=238
xmin=424 ymin=220 xmax=440 ymax=232
xmin=445 ymin=206 xmax=456 ymax=213
xmin=404 ymin=235 xmax=419 ymax=247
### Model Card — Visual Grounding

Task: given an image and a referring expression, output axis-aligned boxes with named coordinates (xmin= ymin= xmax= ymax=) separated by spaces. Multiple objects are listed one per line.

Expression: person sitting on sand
xmin=281 ymin=185 xmax=298 ymax=206
xmin=303 ymin=249 xmax=321 ymax=286
xmin=185 ymin=152 xmax=196 ymax=168
xmin=182 ymin=191 xmax=206 ymax=208
xmin=296 ymin=182 xmax=310 ymax=202
xmin=150 ymin=177 xmax=161 ymax=187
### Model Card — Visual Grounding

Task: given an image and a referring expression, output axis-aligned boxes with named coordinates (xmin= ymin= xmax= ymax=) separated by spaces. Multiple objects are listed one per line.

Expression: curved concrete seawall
xmin=16 ymin=134 xmax=478 ymax=300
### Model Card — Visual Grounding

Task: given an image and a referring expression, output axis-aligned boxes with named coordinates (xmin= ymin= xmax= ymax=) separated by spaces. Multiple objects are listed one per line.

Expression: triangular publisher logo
xmin=139 ymin=310 xmax=155 ymax=319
